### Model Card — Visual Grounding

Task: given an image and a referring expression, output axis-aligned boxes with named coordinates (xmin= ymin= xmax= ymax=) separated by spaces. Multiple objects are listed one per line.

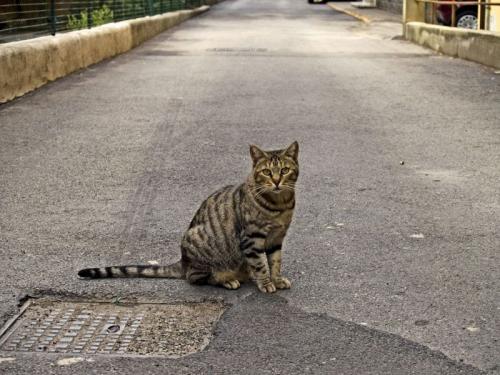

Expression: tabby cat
xmin=78 ymin=141 xmax=299 ymax=293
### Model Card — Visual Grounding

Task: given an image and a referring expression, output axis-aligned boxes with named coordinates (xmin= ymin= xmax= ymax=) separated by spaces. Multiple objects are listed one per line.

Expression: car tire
xmin=456 ymin=10 xmax=478 ymax=29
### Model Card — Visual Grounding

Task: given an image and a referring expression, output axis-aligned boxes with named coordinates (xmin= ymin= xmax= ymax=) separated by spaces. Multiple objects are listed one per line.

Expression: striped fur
xmin=78 ymin=142 xmax=299 ymax=293
xmin=77 ymin=262 xmax=183 ymax=279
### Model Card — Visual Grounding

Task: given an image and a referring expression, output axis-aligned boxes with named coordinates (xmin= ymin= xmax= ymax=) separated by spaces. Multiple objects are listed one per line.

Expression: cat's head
xmin=249 ymin=141 xmax=299 ymax=195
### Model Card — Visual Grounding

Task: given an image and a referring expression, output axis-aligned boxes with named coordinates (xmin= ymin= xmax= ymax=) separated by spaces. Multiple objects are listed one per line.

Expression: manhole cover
xmin=142 ymin=50 xmax=184 ymax=56
xmin=0 ymin=300 xmax=224 ymax=357
xmin=206 ymin=47 xmax=268 ymax=55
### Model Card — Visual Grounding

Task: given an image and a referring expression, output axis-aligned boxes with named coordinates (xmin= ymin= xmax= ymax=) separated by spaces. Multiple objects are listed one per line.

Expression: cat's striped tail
xmin=78 ymin=261 xmax=185 ymax=279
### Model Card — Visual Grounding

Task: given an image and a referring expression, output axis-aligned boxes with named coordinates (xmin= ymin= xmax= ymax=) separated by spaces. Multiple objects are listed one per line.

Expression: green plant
xmin=92 ymin=5 xmax=114 ymax=26
xmin=67 ymin=5 xmax=114 ymax=30
xmin=67 ymin=11 xmax=88 ymax=30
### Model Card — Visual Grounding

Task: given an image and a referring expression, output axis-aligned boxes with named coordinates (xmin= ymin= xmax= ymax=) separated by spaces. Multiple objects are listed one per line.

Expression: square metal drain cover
xmin=0 ymin=300 xmax=224 ymax=357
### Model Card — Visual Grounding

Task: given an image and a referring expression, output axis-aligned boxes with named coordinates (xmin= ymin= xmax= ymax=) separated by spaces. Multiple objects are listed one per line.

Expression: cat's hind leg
xmin=210 ymin=270 xmax=242 ymax=290
xmin=185 ymin=267 xmax=242 ymax=290
xmin=185 ymin=267 xmax=211 ymax=285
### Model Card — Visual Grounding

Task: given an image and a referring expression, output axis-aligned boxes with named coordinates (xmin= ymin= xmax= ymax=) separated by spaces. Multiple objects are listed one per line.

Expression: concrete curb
xmin=327 ymin=2 xmax=371 ymax=23
xmin=405 ymin=22 xmax=500 ymax=70
xmin=0 ymin=6 xmax=209 ymax=104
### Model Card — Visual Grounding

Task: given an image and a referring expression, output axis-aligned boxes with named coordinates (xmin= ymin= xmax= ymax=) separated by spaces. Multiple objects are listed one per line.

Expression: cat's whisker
xmin=253 ymin=187 xmax=270 ymax=199
xmin=280 ymin=183 xmax=295 ymax=191
xmin=249 ymin=186 xmax=268 ymax=197
xmin=250 ymin=185 xmax=269 ymax=192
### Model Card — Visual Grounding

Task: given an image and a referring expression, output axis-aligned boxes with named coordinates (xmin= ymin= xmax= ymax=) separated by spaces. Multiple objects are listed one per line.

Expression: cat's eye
xmin=262 ymin=169 xmax=272 ymax=176
xmin=281 ymin=168 xmax=290 ymax=175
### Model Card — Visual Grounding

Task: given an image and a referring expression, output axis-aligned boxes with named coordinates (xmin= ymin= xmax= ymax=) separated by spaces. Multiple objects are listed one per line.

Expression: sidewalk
xmin=327 ymin=1 xmax=402 ymax=23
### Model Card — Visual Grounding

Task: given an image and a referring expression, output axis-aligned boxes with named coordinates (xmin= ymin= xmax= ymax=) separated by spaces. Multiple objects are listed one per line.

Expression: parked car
xmin=436 ymin=4 xmax=478 ymax=29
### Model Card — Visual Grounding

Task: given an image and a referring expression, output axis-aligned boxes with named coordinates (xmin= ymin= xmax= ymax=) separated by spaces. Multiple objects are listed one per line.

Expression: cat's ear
xmin=283 ymin=141 xmax=299 ymax=162
xmin=249 ymin=145 xmax=268 ymax=165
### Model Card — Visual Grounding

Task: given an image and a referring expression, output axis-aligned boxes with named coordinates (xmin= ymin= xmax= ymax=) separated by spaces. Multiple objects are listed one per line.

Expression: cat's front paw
xmin=273 ymin=276 xmax=291 ymax=289
xmin=257 ymin=280 xmax=276 ymax=293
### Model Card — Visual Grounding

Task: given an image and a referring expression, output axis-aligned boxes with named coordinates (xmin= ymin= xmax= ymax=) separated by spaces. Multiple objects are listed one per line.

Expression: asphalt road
xmin=0 ymin=0 xmax=499 ymax=373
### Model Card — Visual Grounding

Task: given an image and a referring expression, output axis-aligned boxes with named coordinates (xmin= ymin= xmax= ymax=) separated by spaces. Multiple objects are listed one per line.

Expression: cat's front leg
xmin=241 ymin=231 xmax=276 ymax=293
xmin=267 ymin=245 xmax=291 ymax=289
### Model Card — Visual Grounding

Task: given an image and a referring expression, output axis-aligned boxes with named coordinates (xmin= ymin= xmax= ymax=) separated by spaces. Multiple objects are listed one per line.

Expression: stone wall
xmin=406 ymin=21 xmax=500 ymax=69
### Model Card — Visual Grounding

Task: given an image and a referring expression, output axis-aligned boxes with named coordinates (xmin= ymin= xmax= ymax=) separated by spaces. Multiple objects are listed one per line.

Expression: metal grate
xmin=0 ymin=300 xmax=224 ymax=357
xmin=206 ymin=47 xmax=269 ymax=53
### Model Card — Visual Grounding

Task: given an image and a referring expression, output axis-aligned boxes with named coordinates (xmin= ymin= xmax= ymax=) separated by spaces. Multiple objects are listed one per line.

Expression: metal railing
xmin=0 ymin=0 xmax=204 ymax=43
xmin=416 ymin=0 xmax=500 ymax=30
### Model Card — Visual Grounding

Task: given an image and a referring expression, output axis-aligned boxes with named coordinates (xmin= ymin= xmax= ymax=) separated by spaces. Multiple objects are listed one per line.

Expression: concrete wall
xmin=486 ymin=1 xmax=500 ymax=32
xmin=0 ymin=6 xmax=209 ymax=103
xmin=406 ymin=22 xmax=500 ymax=69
